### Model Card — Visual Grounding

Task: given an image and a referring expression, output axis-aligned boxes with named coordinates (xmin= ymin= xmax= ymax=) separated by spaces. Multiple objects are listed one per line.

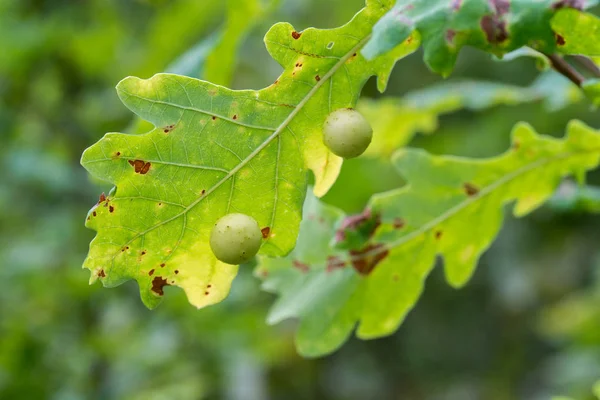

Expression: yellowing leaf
xmin=81 ymin=0 xmax=419 ymax=309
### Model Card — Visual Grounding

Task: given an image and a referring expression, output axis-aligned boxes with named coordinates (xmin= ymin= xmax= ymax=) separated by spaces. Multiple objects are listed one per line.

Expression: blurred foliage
xmin=1 ymin=0 xmax=600 ymax=399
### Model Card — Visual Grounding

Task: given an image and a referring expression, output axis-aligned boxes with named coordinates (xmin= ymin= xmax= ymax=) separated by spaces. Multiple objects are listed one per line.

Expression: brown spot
xmin=163 ymin=124 xmax=175 ymax=133
xmin=481 ymin=15 xmax=508 ymax=43
xmin=87 ymin=216 xmax=90 ymax=221
xmin=274 ymin=80 xmax=279 ymax=85
xmin=261 ymin=227 xmax=271 ymax=239
xmin=205 ymin=291 xmax=210 ymax=295
xmin=160 ymin=263 xmax=165 ymax=268
xmin=121 ymin=246 xmax=129 ymax=252
xmin=98 ymin=193 xmax=107 ymax=203
xmin=212 ymin=116 xmax=217 ymax=120
xmin=158 ymin=202 xmax=162 ymax=206
xmin=552 ymin=0 xmax=584 ymax=10
xmin=92 ymin=211 xmax=97 ymax=217
xmin=293 ymin=260 xmax=310 ymax=273
xmin=109 ymin=205 xmax=114 ymax=213
xmin=141 ymin=250 xmax=146 ymax=256
xmin=335 ymin=209 xmax=381 ymax=243
xmin=207 ymin=284 xmax=212 ymax=288
xmin=115 ymin=152 xmax=121 ymax=157
xmin=326 ymin=256 xmax=346 ymax=272
xmin=393 ymin=218 xmax=405 ymax=229
xmin=555 ymin=33 xmax=565 ymax=46
xmin=128 ymin=159 xmax=151 ymax=174
xmin=201 ymin=189 xmax=206 ymax=195
xmin=315 ymin=75 xmax=321 ymax=81
xmin=151 ymin=276 xmax=169 ymax=296
xmin=435 ymin=230 xmax=443 ymax=240
xmin=513 ymin=140 xmax=520 ymax=150
xmin=392 ymin=274 xmax=399 ymax=282
xmin=350 ymin=244 xmax=389 ymax=275
xmin=148 ymin=269 xmax=155 ymax=276
xmin=463 ymin=182 xmax=480 ymax=196
xmin=233 ymin=115 xmax=237 ymax=120
xmin=291 ymin=31 xmax=301 ymax=39
xmin=98 ymin=269 xmax=106 ymax=278
xmin=446 ymin=29 xmax=456 ymax=44
xmin=174 ymin=270 xmax=179 ymax=274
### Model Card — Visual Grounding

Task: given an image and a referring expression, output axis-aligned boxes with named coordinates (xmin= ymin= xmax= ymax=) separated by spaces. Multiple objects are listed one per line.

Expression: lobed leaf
xmin=362 ymin=0 xmax=600 ymax=76
xmin=256 ymin=121 xmax=600 ymax=357
xmin=81 ymin=0 xmax=419 ymax=309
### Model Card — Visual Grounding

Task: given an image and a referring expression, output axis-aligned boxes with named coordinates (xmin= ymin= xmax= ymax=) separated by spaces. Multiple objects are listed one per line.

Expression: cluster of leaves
xmin=81 ymin=0 xmax=600 ymax=360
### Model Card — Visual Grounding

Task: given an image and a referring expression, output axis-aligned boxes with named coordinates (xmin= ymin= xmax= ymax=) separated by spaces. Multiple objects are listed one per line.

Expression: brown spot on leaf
xmin=552 ymin=0 xmax=584 ymax=9
xmin=151 ymin=276 xmax=169 ymax=296
xmin=201 ymin=189 xmax=206 ymax=195
xmin=98 ymin=193 xmax=107 ymax=204
xmin=174 ymin=270 xmax=179 ymax=274
xmin=315 ymin=75 xmax=321 ymax=81
xmin=141 ymin=250 xmax=146 ymax=256
xmin=233 ymin=115 xmax=237 ymax=120
xmin=435 ymin=230 xmax=443 ymax=240
xmin=121 ymin=246 xmax=129 ymax=252
xmin=148 ymin=269 xmax=155 ymax=276
xmin=555 ymin=33 xmax=565 ymax=46
xmin=393 ymin=218 xmax=405 ymax=229
xmin=128 ymin=160 xmax=151 ymax=174
xmin=350 ymin=244 xmax=389 ymax=275
xmin=160 ymin=263 xmax=165 ymax=268
xmin=109 ymin=205 xmax=114 ymax=213
xmin=98 ymin=269 xmax=106 ymax=278
xmin=291 ymin=31 xmax=301 ymax=39
xmin=326 ymin=256 xmax=346 ymax=272
xmin=293 ymin=260 xmax=310 ymax=273
xmin=261 ymin=227 xmax=271 ymax=239
xmin=92 ymin=211 xmax=97 ymax=217
xmin=163 ymin=124 xmax=175 ymax=133
xmin=212 ymin=116 xmax=217 ymax=120
xmin=463 ymin=182 xmax=480 ymax=196
xmin=115 ymin=152 xmax=121 ymax=157
xmin=481 ymin=15 xmax=508 ymax=43
xmin=335 ymin=209 xmax=381 ymax=243
xmin=392 ymin=274 xmax=399 ymax=282
xmin=207 ymin=284 xmax=212 ymax=288
xmin=205 ymin=291 xmax=210 ymax=295
xmin=446 ymin=29 xmax=456 ymax=44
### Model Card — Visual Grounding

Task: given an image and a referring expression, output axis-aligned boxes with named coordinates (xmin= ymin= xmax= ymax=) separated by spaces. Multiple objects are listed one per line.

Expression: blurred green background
xmin=1 ymin=0 xmax=600 ymax=399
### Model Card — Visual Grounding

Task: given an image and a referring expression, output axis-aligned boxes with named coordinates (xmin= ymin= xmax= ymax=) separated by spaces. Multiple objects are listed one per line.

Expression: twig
xmin=545 ymin=53 xmax=585 ymax=87
xmin=573 ymin=55 xmax=600 ymax=78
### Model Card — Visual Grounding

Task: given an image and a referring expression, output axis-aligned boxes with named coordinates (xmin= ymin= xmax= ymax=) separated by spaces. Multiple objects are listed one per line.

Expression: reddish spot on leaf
xmin=435 ymin=230 xmax=443 ymax=240
xmin=148 ymin=269 xmax=155 ymax=276
xmin=207 ymin=284 xmax=212 ymax=288
xmin=151 ymin=276 xmax=169 ymax=296
xmin=446 ymin=29 xmax=456 ymax=44
xmin=92 ymin=211 xmax=97 ymax=217
xmin=481 ymin=15 xmax=508 ymax=43
xmin=393 ymin=218 xmax=405 ymax=229
xmin=315 ymin=75 xmax=321 ymax=81
xmin=163 ymin=124 xmax=175 ymax=133
xmin=555 ymin=33 xmax=566 ymax=45
xmin=293 ymin=260 xmax=310 ymax=273
xmin=109 ymin=205 xmax=114 ymax=213
xmin=98 ymin=193 xmax=107 ymax=204
xmin=205 ymin=291 xmax=210 ymax=295
xmin=326 ymin=256 xmax=346 ymax=272
xmin=350 ymin=243 xmax=389 ymax=275
xmin=233 ymin=115 xmax=237 ymax=120
xmin=261 ymin=227 xmax=271 ymax=239
xmin=115 ymin=152 xmax=121 ymax=157
xmin=160 ymin=263 xmax=166 ymax=268
xmin=128 ymin=160 xmax=151 ymax=174
xmin=201 ymin=189 xmax=206 ymax=195
xmin=98 ymin=269 xmax=106 ymax=278
xmin=335 ymin=208 xmax=381 ymax=243
xmin=463 ymin=182 xmax=480 ymax=197
xmin=291 ymin=31 xmax=301 ymax=39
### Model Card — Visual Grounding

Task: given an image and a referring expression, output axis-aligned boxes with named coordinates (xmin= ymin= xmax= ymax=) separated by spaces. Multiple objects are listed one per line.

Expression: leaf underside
xmin=81 ymin=0 xmax=419 ymax=309
xmin=362 ymin=0 xmax=600 ymax=76
xmin=256 ymin=121 xmax=600 ymax=357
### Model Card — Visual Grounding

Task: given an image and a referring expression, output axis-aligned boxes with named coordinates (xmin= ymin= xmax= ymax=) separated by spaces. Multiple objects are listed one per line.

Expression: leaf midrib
xmin=353 ymin=146 xmax=600 ymax=261
xmin=108 ymin=34 xmax=373 ymax=261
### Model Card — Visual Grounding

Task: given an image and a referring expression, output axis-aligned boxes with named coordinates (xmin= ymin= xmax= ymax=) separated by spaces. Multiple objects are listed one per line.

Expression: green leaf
xmin=360 ymin=74 xmax=582 ymax=157
xmin=81 ymin=0 xmax=419 ymax=309
xmin=551 ymin=8 xmax=600 ymax=56
xmin=363 ymin=0 xmax=598 ymax=76
xmin=257 ymin=120 xmax=600 ymax=356
xmin=594 ymin=380 xmax=600 ymax=399
xmin=583 ymin=78 xmax=600 ymax=106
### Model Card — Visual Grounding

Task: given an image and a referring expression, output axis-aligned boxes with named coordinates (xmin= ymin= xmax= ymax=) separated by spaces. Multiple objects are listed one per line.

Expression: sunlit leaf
xmin=81 ymin=0 xmax=419 ymax=309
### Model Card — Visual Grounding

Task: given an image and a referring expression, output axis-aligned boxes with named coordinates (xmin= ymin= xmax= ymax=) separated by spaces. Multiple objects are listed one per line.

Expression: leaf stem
xmin=546 ymin=53 xmax=585 ymax=87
